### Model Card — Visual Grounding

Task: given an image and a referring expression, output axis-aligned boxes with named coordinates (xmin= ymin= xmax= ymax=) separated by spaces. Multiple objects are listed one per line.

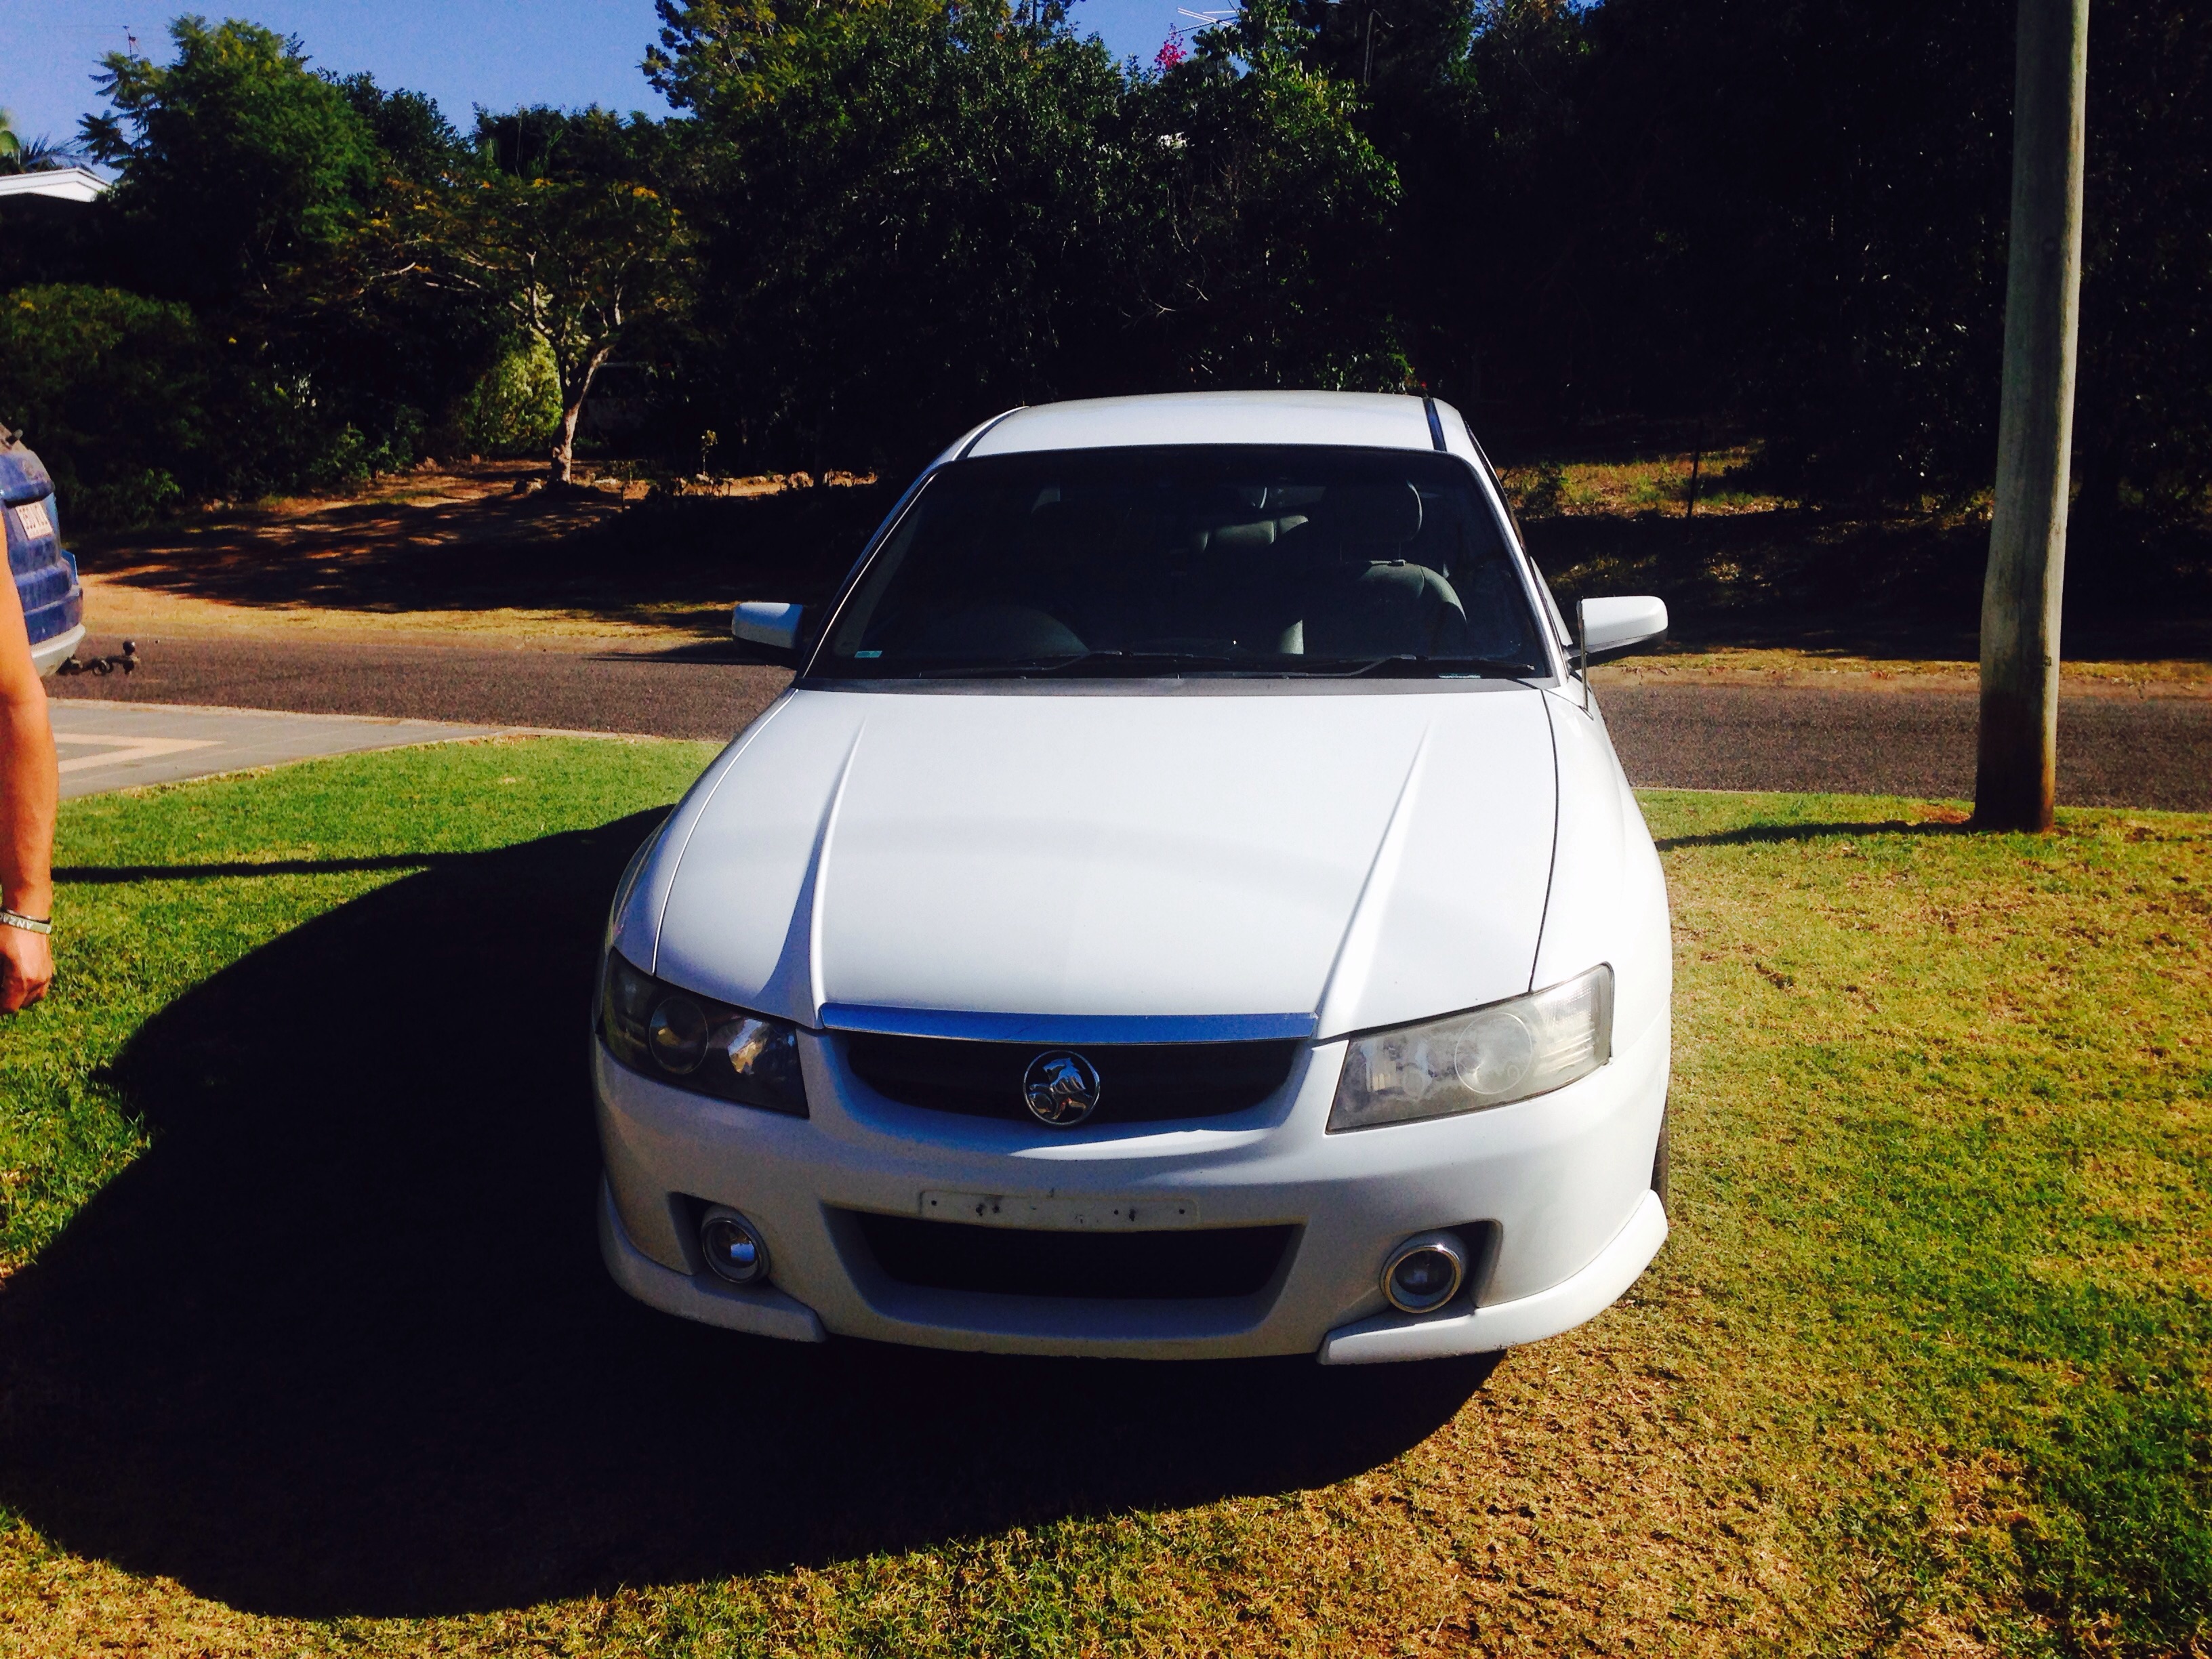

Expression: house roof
xmin=0 ymin=168 xmax=109 ymax=205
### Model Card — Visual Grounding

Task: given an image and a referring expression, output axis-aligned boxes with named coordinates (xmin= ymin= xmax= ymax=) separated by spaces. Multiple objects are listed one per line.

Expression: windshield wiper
xmin=915 ymin=651 xmax=1245 ymax=679
xmin=1302 ymin=655 xmax=1537 ymax=678
xmin=904 ymin=651 xmax=1538 ymax=681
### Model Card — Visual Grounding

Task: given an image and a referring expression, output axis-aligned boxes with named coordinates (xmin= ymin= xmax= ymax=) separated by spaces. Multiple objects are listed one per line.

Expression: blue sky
xmin=1 ymin=0 xmax=1195 ymax=150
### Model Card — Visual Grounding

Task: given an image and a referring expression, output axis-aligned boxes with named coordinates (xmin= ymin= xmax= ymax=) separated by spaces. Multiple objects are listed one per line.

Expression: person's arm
xmin=0 ymin=556 xmax=56 ymax=1012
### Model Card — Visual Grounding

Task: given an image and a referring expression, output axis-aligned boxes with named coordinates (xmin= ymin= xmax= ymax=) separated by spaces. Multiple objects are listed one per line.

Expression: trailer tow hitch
xmin=58 ymin=639 xmax=138 ymax=677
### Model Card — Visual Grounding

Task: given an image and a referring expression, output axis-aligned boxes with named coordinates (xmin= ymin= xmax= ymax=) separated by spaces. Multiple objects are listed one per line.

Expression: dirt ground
xmin=68 ymin=460 xmax=888 ymax=651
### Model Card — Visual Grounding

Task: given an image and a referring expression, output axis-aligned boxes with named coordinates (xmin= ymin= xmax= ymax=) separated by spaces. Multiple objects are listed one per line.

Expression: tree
xmin=1135 ymin=0 xmax=1408 ymax=391
xmin=650 ymin=0 xmax=1403 ymax=468
xmin=1975 ymin=0 xmax=2089 ymax=832
xmin=416 ymin=109 xmax=686 ymax=483
xmin=2070 ymin=3 xmax=2212 ymax=543
xmin=653 ymin=0 xmax=1141 ymax=468
xmin=0 ymin=111 xmax=88 ymax=174
xmin=64 ymin=23 xmax=510 ymax=497
xmin=81 ymin=18 xmax=380 ymax=309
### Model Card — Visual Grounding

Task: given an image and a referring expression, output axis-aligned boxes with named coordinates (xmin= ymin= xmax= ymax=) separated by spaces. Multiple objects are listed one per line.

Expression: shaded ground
xmin=71 ymin=451 xmax=2212 ymax=668
xmin=71 ymin=460 xmax=895 ymax=644
xmin=1501 ymin=447 xmax=2212 ymax=665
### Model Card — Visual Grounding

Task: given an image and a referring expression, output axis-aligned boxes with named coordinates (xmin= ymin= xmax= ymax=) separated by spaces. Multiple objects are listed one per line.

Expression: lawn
xmin=1 ymin=742 xmax=2205 ymax=1656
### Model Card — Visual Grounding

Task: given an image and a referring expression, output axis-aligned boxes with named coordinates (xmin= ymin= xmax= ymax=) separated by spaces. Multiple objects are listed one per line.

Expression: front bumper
xmin=594 ymin=1012 xmax=1669 ymax=1361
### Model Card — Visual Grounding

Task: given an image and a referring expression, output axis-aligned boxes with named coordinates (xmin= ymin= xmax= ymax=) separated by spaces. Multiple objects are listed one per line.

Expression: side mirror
xmin=733 ymin=600 xmax=804 ymax=664
xmin=1574 ymin=596 xmax=1668 ymax=668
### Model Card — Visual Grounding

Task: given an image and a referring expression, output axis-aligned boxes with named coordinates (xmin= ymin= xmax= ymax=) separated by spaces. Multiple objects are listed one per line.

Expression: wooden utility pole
xmin=1975 ymin=0 xmax=2089 ymax=831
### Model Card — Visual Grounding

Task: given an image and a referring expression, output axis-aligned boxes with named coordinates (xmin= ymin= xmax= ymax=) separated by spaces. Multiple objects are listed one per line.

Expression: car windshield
xmin=810 ymin=446 xmax=1551 ymax=680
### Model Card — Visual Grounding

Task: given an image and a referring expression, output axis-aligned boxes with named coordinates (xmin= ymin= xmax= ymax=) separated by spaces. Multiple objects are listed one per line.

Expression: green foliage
xmin=1370 ymin=0 xmax=2212 ymax=517
xmin=653 ymin=0 xmax=1404 ymax=467
xmin=1139 ymin=0 xmax=1407 ymax=389
xmin=0 ymin=285 xmax=207 ymax=525
xmin=332 ymin=71 xmax=466 ymax=178
xmin=82 ymin=17 xmax=380 ymax=308
xmin=2072 ymin=4 xmax=2212 ymax=536
xmin=48 ymin=22 xmax=508 ymax=506
xmin=32 ymin=1 xmax=2212 ymax=526
xmin=453 ymin=334 xmax=564 ymax=455
xmin=657 ymin=0 xmax=1147 ymax=464
xmin=0 ymin=108 xmax=86 ymax=174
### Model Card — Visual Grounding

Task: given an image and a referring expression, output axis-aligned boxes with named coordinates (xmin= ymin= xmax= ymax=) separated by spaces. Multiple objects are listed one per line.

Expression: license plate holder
xmin=920 ymin=1190 xmax=1200 ymax=1229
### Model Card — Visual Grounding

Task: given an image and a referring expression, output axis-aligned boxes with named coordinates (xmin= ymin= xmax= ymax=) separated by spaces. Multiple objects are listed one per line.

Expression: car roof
xmin=964 ymin=391 xmax=1448 ymax=459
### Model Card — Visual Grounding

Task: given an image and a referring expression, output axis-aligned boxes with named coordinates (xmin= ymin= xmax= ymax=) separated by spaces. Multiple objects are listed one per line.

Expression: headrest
xmin=1320 ymin=481 xmax=1422 ymax=547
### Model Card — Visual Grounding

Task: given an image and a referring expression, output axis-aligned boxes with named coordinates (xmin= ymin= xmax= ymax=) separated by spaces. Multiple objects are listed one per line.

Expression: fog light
xmin=699 ymin=1205 xmax=769 ymax=1286
xmin=1381 ymin=1231 xmax=1467 ymax=1314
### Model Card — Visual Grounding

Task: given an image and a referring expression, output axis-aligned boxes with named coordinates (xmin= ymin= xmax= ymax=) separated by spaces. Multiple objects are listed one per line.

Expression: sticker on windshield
xmin=12 ymin=500 xmax=53 ymax=541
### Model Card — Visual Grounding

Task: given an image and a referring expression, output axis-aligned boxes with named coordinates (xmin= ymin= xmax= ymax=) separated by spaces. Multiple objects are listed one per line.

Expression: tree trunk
xmin=548 ymin=346 xmax=613 ymax=487
xmin=550 ymin=400 xmax=582 ymax=487
xmin=1975 ymin=0 xmax=2089 ymax=832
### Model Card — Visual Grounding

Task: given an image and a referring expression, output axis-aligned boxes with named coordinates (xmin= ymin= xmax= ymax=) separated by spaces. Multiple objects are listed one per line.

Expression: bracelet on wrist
xmin=1 ymin=908 xmax=52 ymax=936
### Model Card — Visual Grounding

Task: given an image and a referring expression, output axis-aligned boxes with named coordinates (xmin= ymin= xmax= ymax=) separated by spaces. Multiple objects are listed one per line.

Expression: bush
xmin=451 ymin=335 xmax=561 ymax=458
xmin=0 ymin=283 xmax=211 ymax=527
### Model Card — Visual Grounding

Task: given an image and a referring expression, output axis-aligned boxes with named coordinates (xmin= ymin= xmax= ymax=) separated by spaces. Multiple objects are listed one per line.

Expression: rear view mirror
xmin=733 ymin=601 xmax=804 ymax=663
xmin=1575 ymin=596 xmax=1668 ymax=667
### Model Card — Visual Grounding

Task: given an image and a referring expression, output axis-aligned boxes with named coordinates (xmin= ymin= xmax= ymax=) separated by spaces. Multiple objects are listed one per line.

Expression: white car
xmin=594 ymin=390 xmax=1672 ymax=1364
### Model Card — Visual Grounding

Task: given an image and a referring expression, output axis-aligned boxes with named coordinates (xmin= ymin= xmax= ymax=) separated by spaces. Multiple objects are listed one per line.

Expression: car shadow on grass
xmin=0 ymin=815 xmax=1494 ymax=1619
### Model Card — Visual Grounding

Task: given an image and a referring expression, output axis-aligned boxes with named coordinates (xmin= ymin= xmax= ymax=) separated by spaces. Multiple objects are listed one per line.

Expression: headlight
xmin=600 ymin=950 xmax=808 ymax=1116
xmin=1328 ymin=965 xmax=1612 ymax=1132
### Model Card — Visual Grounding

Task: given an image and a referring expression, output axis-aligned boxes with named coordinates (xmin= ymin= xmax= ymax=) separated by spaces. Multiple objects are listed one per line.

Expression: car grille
xmin=840 ymin=1033 xmax=1300 ymax=1123
xmin=848 ymin=1212 xmax=1296 ymax=1300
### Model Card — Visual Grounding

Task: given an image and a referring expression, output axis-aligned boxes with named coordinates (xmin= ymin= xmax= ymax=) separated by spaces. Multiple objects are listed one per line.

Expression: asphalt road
xmin=49 ymin=634 xmax=793 ymax=744
xmin=47 ymin=633 xmax=2212 ymax=811
xmin=1599 ymin=683 xmax=2211 ymax=811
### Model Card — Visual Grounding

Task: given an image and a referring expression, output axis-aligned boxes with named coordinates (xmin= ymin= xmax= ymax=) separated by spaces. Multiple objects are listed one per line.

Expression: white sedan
xmin=593 ymin=390 xmax=1672 ymax=1364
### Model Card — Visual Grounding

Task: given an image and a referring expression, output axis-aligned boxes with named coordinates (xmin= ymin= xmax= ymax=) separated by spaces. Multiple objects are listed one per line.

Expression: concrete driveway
xmin=49 ymin=699 xmax=505 ymax=799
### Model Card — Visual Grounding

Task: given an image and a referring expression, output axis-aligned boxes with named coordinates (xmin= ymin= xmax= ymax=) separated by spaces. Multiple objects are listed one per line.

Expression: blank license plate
xmin=920 ymin=1191 xmax=1200 ymax=1229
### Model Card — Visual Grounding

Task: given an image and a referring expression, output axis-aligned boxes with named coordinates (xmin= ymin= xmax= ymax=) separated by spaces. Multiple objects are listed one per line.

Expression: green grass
xmin=0 ymin=756 xmax=2206 ymax=1656
xmin=1654 ymin=794 xmax=2211 ymax=1654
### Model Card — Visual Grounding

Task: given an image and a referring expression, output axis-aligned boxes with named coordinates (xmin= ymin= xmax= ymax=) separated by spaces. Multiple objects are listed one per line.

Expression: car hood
xmin=626 ymin=683 xmax=1559 ymax=1041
